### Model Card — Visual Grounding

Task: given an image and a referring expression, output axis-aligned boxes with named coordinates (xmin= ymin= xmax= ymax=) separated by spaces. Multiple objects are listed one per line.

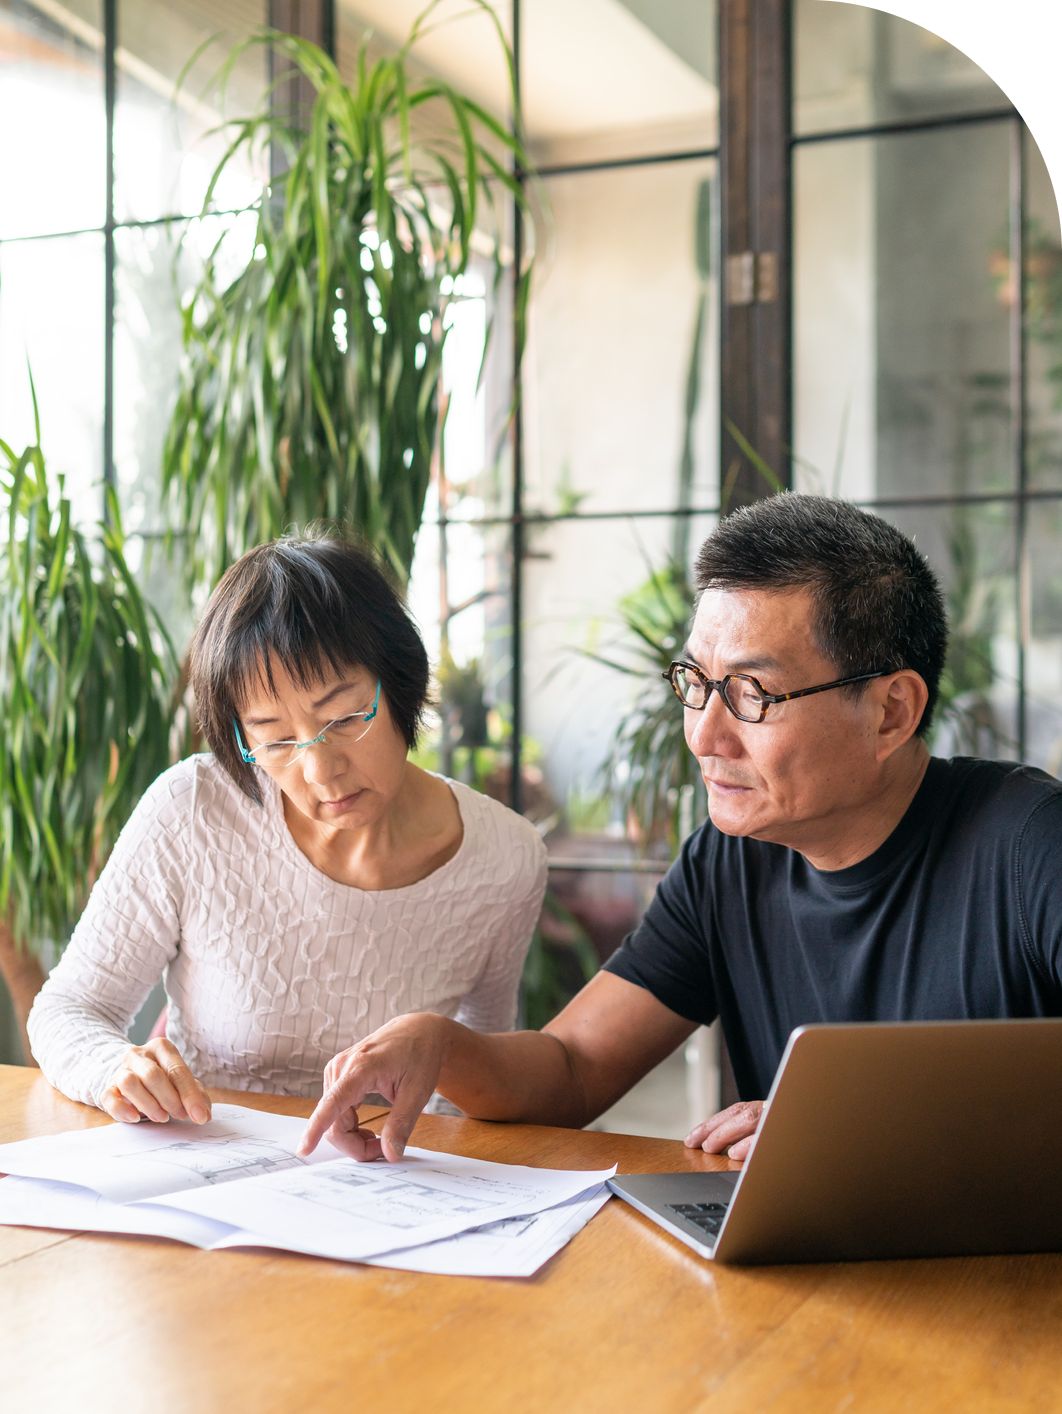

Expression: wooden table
xmin=2 ymin=1065 xmax=1061 ymax=1413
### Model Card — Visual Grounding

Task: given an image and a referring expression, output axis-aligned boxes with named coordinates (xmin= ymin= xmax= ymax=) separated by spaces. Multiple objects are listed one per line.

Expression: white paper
xmin=360 ymin=1185 xmax=612 ymax=1277
xmin=0 ymin=1174 xmax=238 ymax=1248
xmin=0 ymin=1103 xmax=617 ymax=1274
xmin=0 ymin=1175 xmax=612 ymax=1278
xmin=0 ymin=1103 xmax=342 ymax=1204
xmin=156 ymin=1148 xmax=616 ymax=1262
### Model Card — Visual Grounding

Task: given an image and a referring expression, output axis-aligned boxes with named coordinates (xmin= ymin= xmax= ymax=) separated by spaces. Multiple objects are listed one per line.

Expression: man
xmin=299 ymin=495 xmax=1062 ymax=1165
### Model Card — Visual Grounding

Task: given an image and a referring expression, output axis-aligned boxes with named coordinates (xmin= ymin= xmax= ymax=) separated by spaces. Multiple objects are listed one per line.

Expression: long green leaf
xmin=163 ymin=13 xmax=535 ymax=595
xmin=0 ymin=436 xmax=176 ymax=957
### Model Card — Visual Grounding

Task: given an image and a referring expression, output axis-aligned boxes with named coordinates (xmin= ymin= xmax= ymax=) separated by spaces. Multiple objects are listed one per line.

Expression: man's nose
xmin=686 ymin=687 xmax=740 ymax=756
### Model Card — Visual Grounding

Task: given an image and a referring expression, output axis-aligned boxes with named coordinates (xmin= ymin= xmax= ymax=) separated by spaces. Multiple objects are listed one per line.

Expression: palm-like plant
xmin=0 ymin=430 xmax=177 ymax=1061
xmin=164 ymin=7 xmax=532 ymax=592
xmin=583 ymin=560 xmax=703 ymax=850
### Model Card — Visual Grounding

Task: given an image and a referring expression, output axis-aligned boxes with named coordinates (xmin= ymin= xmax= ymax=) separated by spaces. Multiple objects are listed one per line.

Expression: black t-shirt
xmin=603 ymin=757 xmax=1062 ymax=1100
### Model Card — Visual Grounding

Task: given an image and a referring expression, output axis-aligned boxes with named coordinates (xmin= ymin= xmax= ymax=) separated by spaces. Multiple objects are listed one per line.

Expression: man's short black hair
xmin=190 ymin=532 xmax=430 ymax=803
xmin=694 ymin=494 xmax=948 ymax=736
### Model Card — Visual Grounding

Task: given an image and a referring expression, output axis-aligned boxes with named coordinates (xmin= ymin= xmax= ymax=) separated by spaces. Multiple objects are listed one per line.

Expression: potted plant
xmin=0 ymin=426 xmax=177 ymax=1063
xmin=582 ymin=559 xmax=703 ymax=851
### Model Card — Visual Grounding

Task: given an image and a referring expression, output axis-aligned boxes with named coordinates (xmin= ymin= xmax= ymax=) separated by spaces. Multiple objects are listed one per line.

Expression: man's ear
xmin=875 ymin=670 xmax=929 ymax=761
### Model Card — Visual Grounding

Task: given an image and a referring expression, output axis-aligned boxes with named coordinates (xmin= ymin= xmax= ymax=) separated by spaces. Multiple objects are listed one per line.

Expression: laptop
xmin=607 ymin=1018 xmax=1062 ymax=1264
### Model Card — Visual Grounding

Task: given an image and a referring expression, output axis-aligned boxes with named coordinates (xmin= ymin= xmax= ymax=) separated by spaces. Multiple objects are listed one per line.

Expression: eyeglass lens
xmin=671 ymin=667 xmax=766 ymax=722
xmin=722 ymin=677 xmax=768 ymax=721
xmin=254 ymin=712 xmax=376 ymax=767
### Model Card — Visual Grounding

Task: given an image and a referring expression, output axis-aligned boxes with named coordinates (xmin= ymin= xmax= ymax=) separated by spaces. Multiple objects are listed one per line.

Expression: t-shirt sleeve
xmin=602 ymin=830 xmax=718 ymax=1026
xmin=26 ymin=762 xmax=194 ymax=1108
xmin=1015 ymin=790 xmax=1062 ymax=992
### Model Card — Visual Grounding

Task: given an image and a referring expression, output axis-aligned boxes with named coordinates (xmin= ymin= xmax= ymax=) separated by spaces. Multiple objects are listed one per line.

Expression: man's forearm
xmin=300 ymin=973 xmax=694 ymax=1161
xmin=435 ymin=1021 xmax=592 ymax=1127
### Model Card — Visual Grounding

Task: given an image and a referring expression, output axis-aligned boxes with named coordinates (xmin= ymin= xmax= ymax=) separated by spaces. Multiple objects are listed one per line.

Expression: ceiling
xmin=338 ymin=0 xmax=717 ymax=148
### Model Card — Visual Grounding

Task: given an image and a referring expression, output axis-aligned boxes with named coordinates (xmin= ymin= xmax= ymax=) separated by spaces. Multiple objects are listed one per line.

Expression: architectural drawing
xmin=277 ymin=1165 xmax=539 ymax=1230
xmin=132 ymin=1137 xmax=306 ymax=1185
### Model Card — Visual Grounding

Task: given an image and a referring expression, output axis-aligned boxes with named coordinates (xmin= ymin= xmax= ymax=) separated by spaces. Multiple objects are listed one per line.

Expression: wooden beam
xmin=719 ymin=0 xmax=792 ymax=511
xmin=268 ymin=0 xmax=336 ymax=180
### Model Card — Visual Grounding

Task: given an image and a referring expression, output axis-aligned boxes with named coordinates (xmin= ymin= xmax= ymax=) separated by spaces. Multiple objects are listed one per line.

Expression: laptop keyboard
xmin=667 ymin=1201 xmax=729 ymax=1237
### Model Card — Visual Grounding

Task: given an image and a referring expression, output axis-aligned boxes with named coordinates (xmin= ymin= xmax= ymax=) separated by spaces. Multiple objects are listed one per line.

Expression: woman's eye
xmin=328 ymin=715 xmax=363 ymax=736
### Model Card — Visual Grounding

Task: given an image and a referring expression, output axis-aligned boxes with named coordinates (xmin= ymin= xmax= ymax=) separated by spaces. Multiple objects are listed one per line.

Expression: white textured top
xmin=28 ymin=757 xmax=547 ymax=1108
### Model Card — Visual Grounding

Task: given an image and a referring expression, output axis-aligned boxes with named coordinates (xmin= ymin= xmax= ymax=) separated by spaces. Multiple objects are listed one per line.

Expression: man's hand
xmin=299 ymin=975 xmax=699 ymax=1162
xmin=101 ymin=1037 xmax=211 ymax=1125
xmin=685 ymin=1100 xmax=765 ymax=1163
xmin=298 ymin=1013 xmax=452 ymax=1163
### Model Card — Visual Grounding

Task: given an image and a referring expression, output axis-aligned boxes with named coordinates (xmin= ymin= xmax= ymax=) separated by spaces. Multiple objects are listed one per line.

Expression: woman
xmin=28 ymin=535 xmax=547 ymax=1124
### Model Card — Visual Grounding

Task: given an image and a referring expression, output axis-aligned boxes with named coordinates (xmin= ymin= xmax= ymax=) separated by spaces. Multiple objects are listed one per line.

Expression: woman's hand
xmin=685 ymin=1100 xmax=765 ymax=1163
xmin=299 ymin=1013 xmax=453 ymax=1163
xmin=101 ymin=1037 xmax=212 ymax=1126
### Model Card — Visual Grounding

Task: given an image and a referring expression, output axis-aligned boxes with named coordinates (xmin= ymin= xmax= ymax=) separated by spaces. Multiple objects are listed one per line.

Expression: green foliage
xmin=993 ymin=217 xmax=1062 ymax=409
xmin=436 ymin=651 xmax=490 ymax=775
xmin=931 ymin=504 xmax=1013 ymax=755
xmin=564 ymin=789 xmax=610 ymax=834
xmin=721 ymin=419 xmax=784 ymax=513
xmin=0 ymin=435 xmax=177 ymax=955
xmin=582 ymin=559 xmax=703 ymax=849
xmin=522 ymin=892 xmax=599 ymax=1033
xmin=554 ymin=464 xmax=588 ymax=518
xmin=415 ymin=644 xmax=546 ymax=794
xmin=164 ymin=7 xmax=532 ymax=592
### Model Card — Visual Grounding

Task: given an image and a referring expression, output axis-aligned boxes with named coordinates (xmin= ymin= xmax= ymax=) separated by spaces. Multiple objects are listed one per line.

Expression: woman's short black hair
xmin=694 ymin=493 xmax=948 ymax=736
xmin=190 ymin=532 xmax=430 ymax=803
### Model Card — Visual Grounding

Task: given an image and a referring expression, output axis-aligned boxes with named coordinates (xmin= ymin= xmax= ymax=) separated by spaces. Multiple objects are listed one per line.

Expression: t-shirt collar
xmin=804 ymin=755 xmax=949 ymax=893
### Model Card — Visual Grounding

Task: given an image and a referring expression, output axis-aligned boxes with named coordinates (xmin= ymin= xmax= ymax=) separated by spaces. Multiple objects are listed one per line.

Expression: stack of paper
xmin=0 ymin=1104 xmax=613 ymax=1278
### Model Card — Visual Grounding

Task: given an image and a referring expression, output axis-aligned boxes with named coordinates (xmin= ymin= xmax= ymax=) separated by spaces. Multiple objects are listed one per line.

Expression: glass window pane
xmin=794 ymin=121 xmax=1014 ymax=501
xmin=794 ymin=0 xmax=1010 ymax=138
xmin=114 ymin=222 xmax=180 ymax=537
xmin=408 ymin=512 xmax=518 ymax=806
xmin=339 ymin=0 xmax=716 ymax=170
xmin=338 ymin=1 xmax=511 ymax=103
xmin=880 ymin=502 xmax=1019 ymax=762
xmin=0 ymin=232 xmax=104 ymax=523
xmin=453 ymin=247 xmax=516 ymax=520
xmin=1028 ymin=503 xmax=1062 ymax=775
xmin=113 ymin=220 xmax=207 ymax=647
xmin=337 ymin=1 xmax=513 ymax=166
xmin=522 ymin=0 xmax=717 ymax=167
xmin=526 ymin=159 xmax=719 ymax=518
xmin=1025 ymin=131 xmax=1062 ymax=494
xmin=0 ymin=0 xmax=105 ymax=239
xmin=114 ymin=0 xmax=269 ymax=225
xmin=522 ymin=511 xmax=713 ymax=842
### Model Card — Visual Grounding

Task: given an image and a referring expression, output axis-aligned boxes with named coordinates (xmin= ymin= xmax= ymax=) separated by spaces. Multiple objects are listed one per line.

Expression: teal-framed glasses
xmin=234 ymin=681 xmax=381 ymax=768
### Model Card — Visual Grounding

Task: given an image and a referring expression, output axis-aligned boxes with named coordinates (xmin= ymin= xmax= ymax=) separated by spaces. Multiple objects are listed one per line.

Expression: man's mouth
xmin=704 ymin=776 xmax=754 ymax=794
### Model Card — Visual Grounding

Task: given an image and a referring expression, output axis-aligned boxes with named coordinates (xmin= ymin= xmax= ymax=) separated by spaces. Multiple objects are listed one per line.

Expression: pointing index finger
xmin=299 ymin=1077 xmax=366 ymax=1156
